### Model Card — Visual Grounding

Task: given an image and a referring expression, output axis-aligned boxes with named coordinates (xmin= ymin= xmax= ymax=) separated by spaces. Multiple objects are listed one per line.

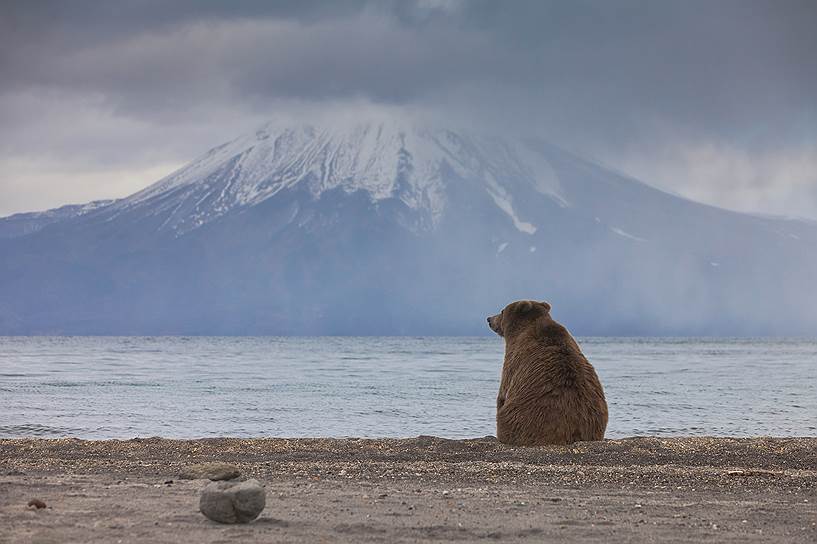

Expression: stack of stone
xmin=179 ymin=462 xmax=266 ymax=524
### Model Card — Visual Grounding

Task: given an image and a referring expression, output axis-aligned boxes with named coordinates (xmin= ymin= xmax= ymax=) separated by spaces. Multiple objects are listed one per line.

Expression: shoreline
xmin=2 ymin=436 xmax=816 ymax=542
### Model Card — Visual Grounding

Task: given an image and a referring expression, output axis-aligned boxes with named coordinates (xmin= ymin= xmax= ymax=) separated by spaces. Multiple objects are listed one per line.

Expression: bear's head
xmin=487 ymin=300 xmax=551 ymax=338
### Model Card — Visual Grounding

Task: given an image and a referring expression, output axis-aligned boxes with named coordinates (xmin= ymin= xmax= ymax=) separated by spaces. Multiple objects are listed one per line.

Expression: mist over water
xmin=1 ymin=336 xmax=814 ymax=439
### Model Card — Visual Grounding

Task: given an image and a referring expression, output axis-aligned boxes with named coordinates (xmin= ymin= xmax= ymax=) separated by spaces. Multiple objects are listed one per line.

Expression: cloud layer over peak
xmin=1 ymin=0 xmax=816 ymax=217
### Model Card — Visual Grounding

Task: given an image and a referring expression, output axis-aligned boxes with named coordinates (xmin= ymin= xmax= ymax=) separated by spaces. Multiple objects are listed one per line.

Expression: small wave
xmin=0 ymin=423 xmax=84 ymax=438
xmin=38 ymin=380 xmax=163 ymax=388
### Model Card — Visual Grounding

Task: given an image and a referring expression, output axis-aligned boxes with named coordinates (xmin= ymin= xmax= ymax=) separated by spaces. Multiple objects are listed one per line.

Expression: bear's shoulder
xmin=529 ymin=318 xmax=582 ymax=354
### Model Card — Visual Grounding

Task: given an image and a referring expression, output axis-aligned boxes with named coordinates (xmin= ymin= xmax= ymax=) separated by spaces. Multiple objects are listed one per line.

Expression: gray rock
xmin=179 ymin=462 xmax=240 ymax=481
xmin=199 ymin=479 xmax=265 ymax=524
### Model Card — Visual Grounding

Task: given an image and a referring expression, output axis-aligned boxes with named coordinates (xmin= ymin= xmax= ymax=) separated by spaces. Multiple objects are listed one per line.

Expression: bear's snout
xmin=487 ymin=314 xmax=502 ymax=336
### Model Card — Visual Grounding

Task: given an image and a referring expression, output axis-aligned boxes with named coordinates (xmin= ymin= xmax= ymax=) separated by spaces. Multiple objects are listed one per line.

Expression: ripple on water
xmin=0 ymin=424 xmax=84 ymax=437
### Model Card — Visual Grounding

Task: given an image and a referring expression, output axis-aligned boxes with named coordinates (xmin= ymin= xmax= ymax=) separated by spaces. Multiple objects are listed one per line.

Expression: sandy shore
xmin=1 ymin=436 xmax=815 ymax=543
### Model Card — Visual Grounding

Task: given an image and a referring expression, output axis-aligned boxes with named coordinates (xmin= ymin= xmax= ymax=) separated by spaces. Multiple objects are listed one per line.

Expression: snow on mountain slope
xmin=117 ymin=121 xmax=567 ymax=235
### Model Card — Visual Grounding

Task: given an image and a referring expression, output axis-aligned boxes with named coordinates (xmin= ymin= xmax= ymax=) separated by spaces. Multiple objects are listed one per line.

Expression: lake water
xmin=1 ymin=337 xmax=815 ymax=439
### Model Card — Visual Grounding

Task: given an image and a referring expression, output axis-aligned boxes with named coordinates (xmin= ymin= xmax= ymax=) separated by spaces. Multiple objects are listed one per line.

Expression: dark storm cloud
xmin=3 ymin=1 xmax=815 ymax=139
xmin=1 ymin=0 xmax=816 ymax=216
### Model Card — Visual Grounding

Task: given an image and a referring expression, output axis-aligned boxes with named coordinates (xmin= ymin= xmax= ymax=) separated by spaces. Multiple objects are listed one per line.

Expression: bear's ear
xmin=516 ymin=300 xmax=534 ymax=314
xmin=540 ymin=301 xmax=551 ymax=313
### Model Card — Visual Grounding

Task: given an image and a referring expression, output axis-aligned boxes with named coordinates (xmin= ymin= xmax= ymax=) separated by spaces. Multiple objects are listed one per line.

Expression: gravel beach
xmin=1 ymin=436 xmax=815 ymax=543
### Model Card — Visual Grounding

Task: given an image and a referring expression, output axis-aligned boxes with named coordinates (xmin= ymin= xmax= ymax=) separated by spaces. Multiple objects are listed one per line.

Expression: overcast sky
xmin=1 ymin=0 xmax=816 ymax=218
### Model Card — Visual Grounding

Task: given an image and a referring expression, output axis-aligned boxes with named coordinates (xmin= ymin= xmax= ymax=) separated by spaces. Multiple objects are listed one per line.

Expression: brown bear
xmin=487 ymin=300 xmax=608 ymax=445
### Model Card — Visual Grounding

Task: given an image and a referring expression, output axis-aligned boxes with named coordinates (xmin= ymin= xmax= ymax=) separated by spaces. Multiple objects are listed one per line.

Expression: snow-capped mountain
xmin=115 ymin=120 xmax=566 ymax=235
xmin=1 ymin=119 xmax=816 ymax=335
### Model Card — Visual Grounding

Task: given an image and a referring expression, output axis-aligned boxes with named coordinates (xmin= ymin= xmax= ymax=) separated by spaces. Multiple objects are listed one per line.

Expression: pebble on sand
xmin=199 ymin=479 xmax=266 ymax=524
xmin=27 ymin=499 xmax=47 ymax=509
xmin=179 ymin=462 xmax=241 ymax=481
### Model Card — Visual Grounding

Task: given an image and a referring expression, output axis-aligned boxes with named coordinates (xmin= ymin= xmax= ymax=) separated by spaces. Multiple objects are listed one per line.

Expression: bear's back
xmin=498 ymin=318 xmax=608 ymax=445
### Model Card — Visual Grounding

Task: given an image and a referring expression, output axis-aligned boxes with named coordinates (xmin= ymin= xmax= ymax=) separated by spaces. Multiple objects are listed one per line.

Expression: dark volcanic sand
xmin=1 ymin=436 xmax=815 ymax=543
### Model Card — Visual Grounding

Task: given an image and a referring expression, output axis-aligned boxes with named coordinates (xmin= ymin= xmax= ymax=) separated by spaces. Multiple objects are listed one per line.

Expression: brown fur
xmin=487 ymin=300 xmax=608 ymax=446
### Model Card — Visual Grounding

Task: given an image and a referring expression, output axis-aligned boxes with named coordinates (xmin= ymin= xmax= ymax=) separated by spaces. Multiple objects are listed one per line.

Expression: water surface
xmin=1 ymin=337 xmax=815 ymax=439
